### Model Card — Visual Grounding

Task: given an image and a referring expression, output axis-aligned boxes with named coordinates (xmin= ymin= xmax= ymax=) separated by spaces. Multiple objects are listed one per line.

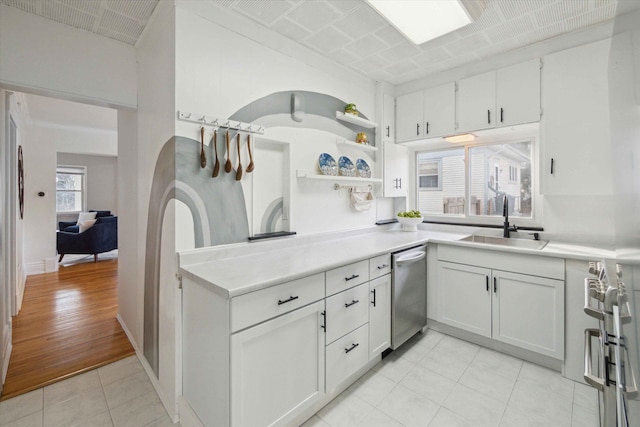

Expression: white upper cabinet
xmin=541 ymin=39 xmax=613 ymax=196
xmin=396 ymin=91 xmax=424 ymax=142
xmin=457 ymin=59 xmax=541 ymax=133
xmin=423 ymin=82 xmax=456 ymax=138
xmin=496 ymin=59 xmax=541 ymax=127
xmin=382 ymin=141 xmax=408 ymax=197
xmin=382 ymin=93 xmax=395 ymax=144
xmin=457 ymin=71 xmax=497 ymax=132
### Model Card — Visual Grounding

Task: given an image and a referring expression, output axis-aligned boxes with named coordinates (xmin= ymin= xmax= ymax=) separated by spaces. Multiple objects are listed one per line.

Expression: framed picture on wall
xmin=18 ymin=145 xmax=24 ymax=219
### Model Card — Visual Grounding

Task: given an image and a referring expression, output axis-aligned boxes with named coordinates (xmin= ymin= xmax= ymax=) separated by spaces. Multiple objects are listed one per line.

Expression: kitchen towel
xmin=350 ymin=186 xmax=374 ymax=211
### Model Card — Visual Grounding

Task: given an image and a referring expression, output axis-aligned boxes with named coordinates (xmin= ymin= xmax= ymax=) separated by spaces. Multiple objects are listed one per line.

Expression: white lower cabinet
xmin=326 ymin=324 xmax=369 ymax=392
xmin=369 ymin=274 xmax=391 ymax=359
xmin=437 ymin=260 xmax=564 ymax=359
xmin=230 ymin=301 xmax=325 ymax=427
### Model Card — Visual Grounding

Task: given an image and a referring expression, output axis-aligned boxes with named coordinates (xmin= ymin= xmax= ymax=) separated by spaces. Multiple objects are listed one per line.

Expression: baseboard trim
xmin=24 ymin=258 xmax=58 ymax=276
xmin=116 ymin=314 xmax=179 ymax=424
xmin=179 ymin=397 xmax=205 ymax=427
xmin=2 ymin=325 xmax=13 ymax=387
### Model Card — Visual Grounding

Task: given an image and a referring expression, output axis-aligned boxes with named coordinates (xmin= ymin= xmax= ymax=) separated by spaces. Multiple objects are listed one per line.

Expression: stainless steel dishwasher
xmin=391 ymin=244 xmax=427 ymax=349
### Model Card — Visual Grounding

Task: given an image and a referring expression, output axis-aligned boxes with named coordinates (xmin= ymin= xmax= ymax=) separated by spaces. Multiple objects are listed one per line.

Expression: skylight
xmin=367 ymin=0 xmax=475 ymax=45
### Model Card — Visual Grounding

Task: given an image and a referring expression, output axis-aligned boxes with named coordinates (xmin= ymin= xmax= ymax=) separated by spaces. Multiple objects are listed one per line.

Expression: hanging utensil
xmin=224 ymin=130 xmax=232 ymax=173
xmin=212 ymin=129 xmax=220 ymax=178
xmin=235 ymin=133 xmax=243 ymax=181
xmin=200 ymin=127 xmax=206 ymax=168
xmin=246 ymin=133 xmax=255 ymax=173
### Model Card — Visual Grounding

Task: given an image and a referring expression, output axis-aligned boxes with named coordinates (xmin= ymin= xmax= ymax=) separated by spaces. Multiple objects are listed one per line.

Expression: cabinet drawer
xmin=231 ymin=273 xmax=325 ymax=332
xmin=326 ymin=260 xmax=369 ymax=296
xmin=326 ymin=323 xmax=369 ymax=393
xmin=325 ymin=283 xmax=369 ymax=344
xmin=369 ymin=254 xmax=391 ymax=280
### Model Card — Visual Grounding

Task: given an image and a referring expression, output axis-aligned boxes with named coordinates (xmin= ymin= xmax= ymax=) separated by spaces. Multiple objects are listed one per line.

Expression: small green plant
xmin=344 ymin=103 xmax=357 ymax=114
xmin=397 ymin=210 xmax=422 ymax=218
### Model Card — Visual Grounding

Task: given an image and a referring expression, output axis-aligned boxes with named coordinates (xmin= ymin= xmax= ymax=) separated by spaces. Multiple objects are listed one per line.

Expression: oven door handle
xmin=584 ymin=328 xmax=605 ymax=391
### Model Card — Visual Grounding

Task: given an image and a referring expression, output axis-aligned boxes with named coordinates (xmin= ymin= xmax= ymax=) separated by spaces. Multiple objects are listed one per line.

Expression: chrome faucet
xmin=502 ymin=195 xmax=517 ymax=238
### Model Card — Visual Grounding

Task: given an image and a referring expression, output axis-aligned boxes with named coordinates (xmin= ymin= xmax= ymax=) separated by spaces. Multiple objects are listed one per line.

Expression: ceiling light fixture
xmin=367 ymin=0 xmax=485 ymax=45
xmin=444 ymin=133 xmax=476 ymax=143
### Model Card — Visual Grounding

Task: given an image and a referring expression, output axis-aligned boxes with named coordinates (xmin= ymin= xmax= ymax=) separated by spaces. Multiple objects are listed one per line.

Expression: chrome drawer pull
xmin=345 ymin=274 xmax=360 ymax=281
xmin=277 ymin=295 xmax=299 ymax=306
xmin=377 ymin=264 xmax=389 ymax=270
xmin=371 ymin=289 xmax=376 ymax=307
xmin=345 ymin=299 xmax=359 ymax=308
xmin=345 ymin=343 xmax=359 ymax=354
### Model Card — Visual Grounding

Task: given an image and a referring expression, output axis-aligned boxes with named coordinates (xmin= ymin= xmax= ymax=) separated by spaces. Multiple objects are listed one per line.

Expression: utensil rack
xmin=334 ymin=184 xmax=373 ymax=191
xmin=177 ymin=110 xmax=266 ymax=134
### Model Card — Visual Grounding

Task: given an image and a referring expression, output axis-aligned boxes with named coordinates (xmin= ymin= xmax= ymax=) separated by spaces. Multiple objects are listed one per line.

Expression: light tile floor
xmin=0 ymin=356 xmax=177 ymax=427
xmin=306 ymin=329 xmax=601 ymax=427
xmin=0 ymin=330 xmax=609 ymax=427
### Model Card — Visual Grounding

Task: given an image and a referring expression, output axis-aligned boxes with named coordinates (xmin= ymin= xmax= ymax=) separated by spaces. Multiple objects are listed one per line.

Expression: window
xmin=56 ymin=166 xmax=86 ymax=213
xmin=418 ymin=159 xmax=442 ymax=190
xmin=417 ymin=140 xmax=533 ymax=219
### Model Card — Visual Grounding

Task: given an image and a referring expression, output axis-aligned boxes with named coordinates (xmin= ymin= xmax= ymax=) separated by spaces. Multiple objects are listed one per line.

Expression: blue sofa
xmin=57 ymin=211 xmax=118 ymax=262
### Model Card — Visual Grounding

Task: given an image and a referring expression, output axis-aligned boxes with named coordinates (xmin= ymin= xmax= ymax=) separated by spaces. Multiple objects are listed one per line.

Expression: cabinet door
xmin=492 ymin=271 xmax=564 ymax=359
xmin=541 ymin=39 xmax=613 ymax=196
xmin=325 ymin=283 xmax=369 ymax=344
xmin=369 ymin=274 xmax=391 ymax=359
xmin=230 ymin=301 xmax=325 ymax=427
xmin=383 ymin=141 xmax=408 ymax=197
xmin=396 ymin=91 xmax=424 ymax=142
xmin=457 ymin=71 xmax=496 ymax=132
xmin=423 ymin=82 xmax=455 ymax=137
xmin=382 ymin=93 xmax=395 ymax=143
xmin=496 ymin=59 xmax=541 ymax=127
xmin=437 ymin=261 xmax=492 ymax=337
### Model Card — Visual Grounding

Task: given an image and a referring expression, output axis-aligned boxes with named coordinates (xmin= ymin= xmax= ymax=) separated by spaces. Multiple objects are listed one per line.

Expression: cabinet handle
xmin=486 ymin=275 xmax=489 ymax=292
xmin=377 ymin=264 xmax=389 ymax=270
xmin=426 ymin=121 xmax=429 ymax=135
xmin=386 ymin=126 xmax=390 ymax=137
xmin=345 ymin=299 xmax=360 ymax=308
xmin=398 ymin=178 xmax=402 ymax=189
xmin=416 ymin=123 xmax=420 ymax=135
xmin=320 ymin=310 xmax=326 ymax=332
xmin=345 ymin=274 xmax=360 ymax=282
xmin=550 ymin=158 xmax=554 ymax=175
xmin=493 ymin=277 xmax=497 ymax=293
xmin=371 ymin=289 xmax=376 ymax=307
xmin=500 ymin=107 xmax=504 ymax=123
xmin=488 ymin=109 xmax=491 ymax=124
xmin=277 ymin=295 xmax=299 ymax=305
xmin=345 ymin=343 xmax=359 ymax=354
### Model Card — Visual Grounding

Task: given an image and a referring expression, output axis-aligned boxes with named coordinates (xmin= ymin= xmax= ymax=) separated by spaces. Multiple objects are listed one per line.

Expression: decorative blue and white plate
xmin=338 ymin=156 xmax=356 ymax=177
xmin=318 ymin=153 xmax=338 ymax=176
xmin=356 ymin=158 xmax=371 ymax=178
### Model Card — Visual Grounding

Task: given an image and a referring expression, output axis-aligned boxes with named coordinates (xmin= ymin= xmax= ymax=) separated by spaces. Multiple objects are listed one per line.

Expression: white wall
xmin=0 ymin=90 xmax=10 ymax=390
xmin=0 ymin=5 xmax=137 ymax=109
xmin=53 ymin=126 xmax=117 ymax=157
xmin=57 ymin=153 xmax=118 ymax=216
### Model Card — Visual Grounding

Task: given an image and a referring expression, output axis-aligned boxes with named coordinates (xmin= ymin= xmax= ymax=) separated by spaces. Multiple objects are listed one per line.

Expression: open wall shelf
xmin=335 ymin=111 xmax=378 ymax=129
xmin=296 ymin=170 xmax=382 ymax=184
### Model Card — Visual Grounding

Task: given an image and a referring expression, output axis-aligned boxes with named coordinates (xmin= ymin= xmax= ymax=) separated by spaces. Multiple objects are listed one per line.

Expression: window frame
xmin=56 ymin=165 xmax=87 ymax=214
xmin=414 ymin=137 xmax=538 ymax=225
xmin=417 ymin=158 xmax=443 ymax=191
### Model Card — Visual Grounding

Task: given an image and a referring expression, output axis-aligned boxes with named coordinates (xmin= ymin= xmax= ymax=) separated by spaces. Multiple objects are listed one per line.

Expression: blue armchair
xmin=57 ymin=214 xmax=118 ymax=262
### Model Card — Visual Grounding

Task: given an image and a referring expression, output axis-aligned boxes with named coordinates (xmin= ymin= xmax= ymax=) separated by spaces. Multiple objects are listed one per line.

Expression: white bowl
xmin=397 ymin=216 xmax=423 ymax=232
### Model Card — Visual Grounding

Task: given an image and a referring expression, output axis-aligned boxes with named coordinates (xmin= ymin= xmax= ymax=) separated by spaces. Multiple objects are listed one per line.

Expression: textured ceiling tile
xmin=304 ymin=25 xmax=351 ymax=53
xmin=497 ymin=0 xmax=555 ymax=20
xmin=484 ymin=14 xmax=535 ymax=44
xmin=375 ymin=25 xmax=408 ymax=47
xmin=440 ymin=54 xmax=479 ymax=71
xmin=1 ymin=0 xmax=39 ymax=14
xmin=344 ymin=34 xmax=389 ymax=58
xmin=57 ymin=0 xmax=100 ymax=14
xmin=444 ymin=32 xmax=490 ymax=56
xmin=413 ymin=48 xmax=452 ymax=67
xmin=475 ymin=37 xmax=521 ymax=59
xmin=384 ymin=59 xmax=420 ymax=76
xmin=42 ymin=1 xmax=95 ymax=32
xmin=566 ymin=6 xmax=616 ymax=32
xmin=367 ymin=69 xmax=394 ymax=82
xmin=287 ymin=0 xmax=342 ymax=32
xmin=327 ymin=0 xmax=362 ymax=14
xmin=272 ymin=17 xmax=312 ymax=40
xmin=378 ymin=41 xmax=421 ymax=64
xmin=327 ymin=48 xmax=361 ymax=65
xmin=94 ymin=27 xmax=137 ymax=45
xmin=534 ymin=0 xmax=590 ymax=27
xmin=518 ymin=22 xmax=566 ymax=45
xmin=233 ymin=0 xmax=296 ymax=26
xmin=332 ymin=5 xmax=388 ymax=39
xmin=418 ymin=30 xmax=462 ymax=51
xmin=98 ymin=9 xmax=145 ymax=39
xmin=353 ymin=54 xmax=391 ymax=72
xmin=106 ymin=0 xmax=158 ymax=20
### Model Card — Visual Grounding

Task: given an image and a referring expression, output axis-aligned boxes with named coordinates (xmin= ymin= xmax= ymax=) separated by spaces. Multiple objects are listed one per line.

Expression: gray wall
xmin=57 ymin=153 xmax=118 ymax=217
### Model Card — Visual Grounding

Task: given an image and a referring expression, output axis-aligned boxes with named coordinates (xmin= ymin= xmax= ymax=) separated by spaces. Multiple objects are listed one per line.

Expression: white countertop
xmin=178 ymin=227 xmax=626 ymax=299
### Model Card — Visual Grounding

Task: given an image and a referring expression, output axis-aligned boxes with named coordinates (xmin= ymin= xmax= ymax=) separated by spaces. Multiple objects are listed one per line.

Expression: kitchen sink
xmin=459 ymin=234 xmax=548 ymax=250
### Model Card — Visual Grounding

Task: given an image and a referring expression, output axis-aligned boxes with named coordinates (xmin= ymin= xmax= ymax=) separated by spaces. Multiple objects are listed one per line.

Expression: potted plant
xmin=344 ymin=103 xmax=358 ymax=116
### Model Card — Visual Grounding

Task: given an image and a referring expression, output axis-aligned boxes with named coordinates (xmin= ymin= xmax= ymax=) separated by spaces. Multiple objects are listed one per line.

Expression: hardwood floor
xmin=1 ymin=258 xmax=135 ymax=400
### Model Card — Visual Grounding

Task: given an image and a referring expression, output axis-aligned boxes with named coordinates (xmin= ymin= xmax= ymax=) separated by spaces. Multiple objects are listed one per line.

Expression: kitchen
xmin=1 ymin=0 xmax=639 ymax=426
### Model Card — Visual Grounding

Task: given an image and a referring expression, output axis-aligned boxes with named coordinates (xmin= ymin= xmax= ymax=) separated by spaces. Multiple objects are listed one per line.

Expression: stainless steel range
xmin=584 ymin=260 xmax=638 ymax=426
